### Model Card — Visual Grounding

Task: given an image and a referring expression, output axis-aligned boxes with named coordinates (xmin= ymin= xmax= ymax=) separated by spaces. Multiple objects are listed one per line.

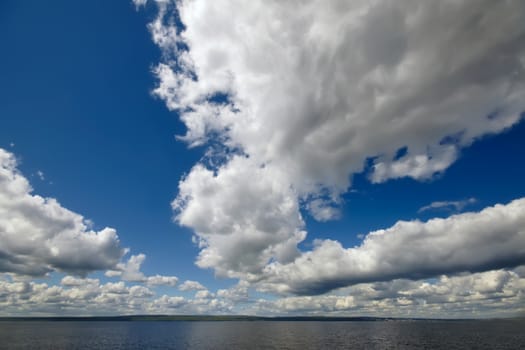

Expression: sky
xmin=0 ymin=0 xmax=525 ymax=318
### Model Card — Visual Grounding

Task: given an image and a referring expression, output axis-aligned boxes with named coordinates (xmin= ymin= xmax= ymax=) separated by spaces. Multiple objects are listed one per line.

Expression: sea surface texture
xmin=0 ymin=319 xmax=524 ymax=349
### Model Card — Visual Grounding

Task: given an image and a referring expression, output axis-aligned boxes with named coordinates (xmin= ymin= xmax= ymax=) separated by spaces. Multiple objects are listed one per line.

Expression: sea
xmin=0 ymin=319 xmax=524 ymax=349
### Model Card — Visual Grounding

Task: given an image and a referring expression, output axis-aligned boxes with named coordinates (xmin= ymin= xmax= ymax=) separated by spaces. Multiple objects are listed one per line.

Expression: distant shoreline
xmin=0 ymin=315 xmax=513 ymax=322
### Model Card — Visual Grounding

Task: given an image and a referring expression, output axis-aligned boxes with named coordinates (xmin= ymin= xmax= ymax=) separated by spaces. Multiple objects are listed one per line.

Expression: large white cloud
xmin=261 ymin=199 xmax=525 ymax=295
xmin=0 ymin=148 xmax=126 ymax=276
xmin=139 ymin=0 xmax=525 ymax=289
xmin=150 ymin=0 xmax=525 ymax=190
xmin=252 ymin=268 xmax=525 ymax=318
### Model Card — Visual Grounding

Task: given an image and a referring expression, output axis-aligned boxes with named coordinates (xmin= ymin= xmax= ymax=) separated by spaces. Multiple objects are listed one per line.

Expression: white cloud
xmin=195 ymin=289 xmax=214 ymax=299
xmin=0 ymin=148 xmax=126 ymax=276
xmin=111 ymin=254 xmax=147 ymax=282
xmin=306 ymin=198 xmax=341 ymax=222
xmin=106 ymin=253 xmax=178 ymax=286
xmin=418 ymin=198 xmax=477 ymax=213
xmin=216 ymin=280 xmax=250 ymax=303
xmin=142 ymin=0 xmax=525 ymax=285
xmin=151 ymin=0 xmax=525 ymax=190
xmin=178 ymin=280 xmax=206 ymax=291
xmin=252 ymin=268 xmax=525 ymax=318
xmin=60 ymin=276 xmax=99 ymax=287
xmin=132 ymin=0 xmax=148 ymax=8
xmin=146 ymin=275 xmax=179 ymax=287
xmin=261 ymin=198 xmax=525 ymax=295
xmin=173 ymin=157 xmax=306 ymax=278
xmin=4 ymin=265 xmax=523 ymax=317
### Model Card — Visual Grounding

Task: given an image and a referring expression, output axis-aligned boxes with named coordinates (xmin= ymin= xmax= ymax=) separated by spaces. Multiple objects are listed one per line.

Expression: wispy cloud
xmin=36 ymin=170 xmax=45 ymax=181
xmin=418 ymin=198 xmax=477 ymax=213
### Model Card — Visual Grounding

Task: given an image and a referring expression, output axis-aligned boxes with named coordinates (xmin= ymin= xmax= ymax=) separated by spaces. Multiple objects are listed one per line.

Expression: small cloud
xmin=105 ymin=253 xmax=179 ymax=287
xmin=418 ymin=198 xmax=476 ymax=214
xmin=307 ymin=198 xmax=341 ymax=222
xmin=36 ymin=170 xmax=45 ymax=181
xmin=179 ymin=280 xmax=206 ymax=291
xmin=132 ymin=0 xmax=148 ymax=8
xmin=146 ymin=275 xmax=178 ymax=287
xmin=195 ymin=290 xmax=214 ymax=299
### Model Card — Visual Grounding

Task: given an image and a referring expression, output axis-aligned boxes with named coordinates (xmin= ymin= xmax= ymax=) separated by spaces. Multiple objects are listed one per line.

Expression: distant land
xmin=0 ymin=315 xmax=492 ymax=322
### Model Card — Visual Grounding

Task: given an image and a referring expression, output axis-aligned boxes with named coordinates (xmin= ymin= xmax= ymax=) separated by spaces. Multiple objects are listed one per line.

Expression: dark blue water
xmin=0 ymin=319 xmax=524 ymax=349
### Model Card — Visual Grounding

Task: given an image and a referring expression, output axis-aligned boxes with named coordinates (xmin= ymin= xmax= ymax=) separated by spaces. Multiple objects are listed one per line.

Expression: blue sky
xmin=0 ymin=0 xmax=208 ymax=283
xmin=1 ymin=0 xmax=525 ymax=317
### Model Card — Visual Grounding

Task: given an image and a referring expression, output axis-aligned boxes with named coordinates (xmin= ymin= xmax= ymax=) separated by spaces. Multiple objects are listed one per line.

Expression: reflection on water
xmin=0 ymin=319 xmax=524 ymax=349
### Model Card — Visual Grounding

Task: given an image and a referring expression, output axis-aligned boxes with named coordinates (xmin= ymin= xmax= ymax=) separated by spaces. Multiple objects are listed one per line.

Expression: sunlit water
xmin=0 ymin=319 xmax=524 ymax=349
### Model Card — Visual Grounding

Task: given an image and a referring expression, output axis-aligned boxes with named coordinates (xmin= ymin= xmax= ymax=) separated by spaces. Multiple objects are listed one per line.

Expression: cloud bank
xmin=139 ymin=0 xmax=525 ymax=293
xmin=2 ymin=266 xmax=524 ymax=317
xmin=261 ymin=199 xmax=525 ymax=295
xmin=0 ymin=149 xmax=126 ymax=276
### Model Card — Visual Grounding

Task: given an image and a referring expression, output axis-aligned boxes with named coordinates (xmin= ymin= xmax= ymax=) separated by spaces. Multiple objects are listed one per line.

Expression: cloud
xmin=418 ymin=198 xmax=477 ymax=213
xmin=261 ymin=198 xmax=525 ymax=295
xmin=151 ymin=0 xmax=525 ymax=189
xmin=0 ymin=148 xmax=126 ymax=276
xmin=3 ymin=247 xmax=525 ymax=317
xmin=173 ymin=157 xmax=306 ymax=278
xmin=178 ymin=280 xmax=206 ymax=291
xmin=60 ymin=276 xmax=99 ymax=288
xmin=132 ymin=0 xmax=148 ymax=8
xmin=3 ymin=266 xmax=523 ymax=317
xmin=36 ymin=170 xmax=45 ymax=181
xmin=195 ymin=289 xmax=214 ymax=299
xmin=252 ymin=268 xmax=525 ymax=318
xmin=110 ymin=254 xmax=147 ymax=282
xmin=217 ymin=281 xmax=250 ymax=303
xmin=140 ymin=0 xmax=525 ymax=284
xmin=146 ymin=275 xmax=179 ymax=287
xmin=306 ymin=198 xmax=342 ymax=222
xmin=106 ymin=253 xmax=178 ymax=286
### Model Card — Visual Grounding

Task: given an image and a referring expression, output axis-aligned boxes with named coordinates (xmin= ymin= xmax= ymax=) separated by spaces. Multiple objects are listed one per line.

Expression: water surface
xmin=0 ymin=319 xmax=523 ymax=349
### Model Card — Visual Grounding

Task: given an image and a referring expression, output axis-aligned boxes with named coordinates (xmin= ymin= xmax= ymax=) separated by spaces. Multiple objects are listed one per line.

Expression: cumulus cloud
xmin=140 ymin=0 xmax=525 ymax=285
xmin=217 ymin=281 xmax=250 ymax=303
xmin=108 ymin=254 xmax=147 ymax=282
xmin=146 ymin=275 xmax=179 ymax=287
xmin=106 ymin=253 xmax=179 ymax=286
xmin=0 ymin=148 xmax=126 ymax=276
xmin=252 ymin=268 xmax=525 ymax=318
xmin=0 ymin=277 xmax=155 ymax=316
xmin=3 ymin=266 xmax=523 ymax=317
xmin=261 ymin=198 xmax=525 ymax=295
xmin=173 ymin=157 xmax=306 ymax=278
xmin=179 ymin=280 xmax=206 ymax=291
xmin=150 ymin=0 xmax=525 ymax=189
xmin=195 ymin=289 xmax=214 ymax=299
